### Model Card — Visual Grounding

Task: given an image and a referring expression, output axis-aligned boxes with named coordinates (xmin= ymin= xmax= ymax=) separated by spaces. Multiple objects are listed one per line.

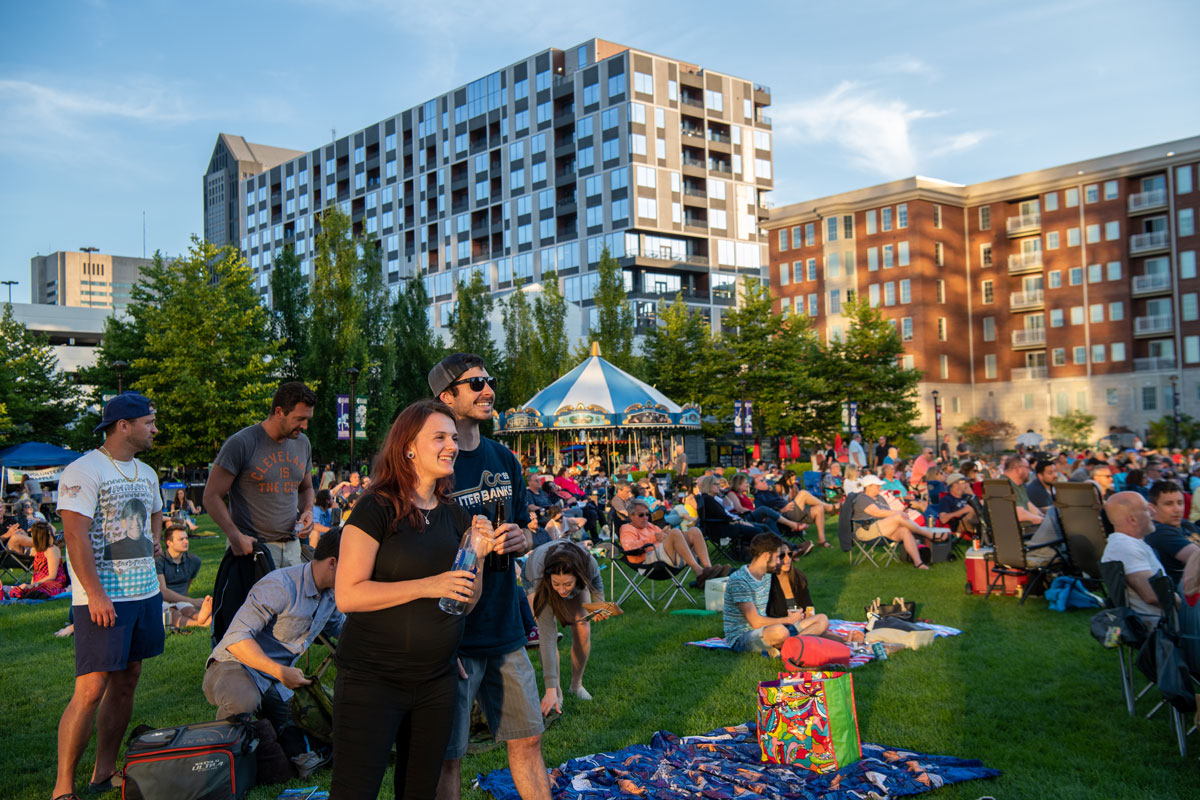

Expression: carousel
xmin=496 ymin=343 xmax=700 ymax=473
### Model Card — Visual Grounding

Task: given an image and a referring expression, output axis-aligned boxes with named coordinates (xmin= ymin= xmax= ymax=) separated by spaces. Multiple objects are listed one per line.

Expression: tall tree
xmin=304 ymin=207 xmax=369 ymax=461
xmin=358 ymin=240 xmax=398 ymax=448
xmin=641 ymin=294 xmax=713 ymax=406
xmin=131 ymin=238 xmax=278 ymax=467
xmin=499 ymin=279 xmax=538 ymax=411
xmin=391 ymin=272 xmax=444 ymax=411
xmin=449 ymin=270 xmax=498 ymax=366
xmin=587 ymin=247 xmax=636 ymax=373
xmin=821 ymin=299 xmax=925 ymax=445
xmin=0 ymin=303 xmax=80 ymax=445
xmin=531 ymin=270 xmax=572 ymax=384
xmin=269 ymin=244 xmax=308 ymax=379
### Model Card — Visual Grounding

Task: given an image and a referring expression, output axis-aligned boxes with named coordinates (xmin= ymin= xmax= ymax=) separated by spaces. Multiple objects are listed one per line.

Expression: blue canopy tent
xmin=497 ymin=343 xmax=700 ymax=471
xmin=0 ymin=441 xmax=82 ymax=503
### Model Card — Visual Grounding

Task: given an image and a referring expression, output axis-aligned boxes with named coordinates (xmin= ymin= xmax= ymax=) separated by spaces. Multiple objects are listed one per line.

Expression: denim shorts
xmin=74 ymin=594 xmax=165 ymax=676
xmin=444 ymin=647 xmax=543 ymax=759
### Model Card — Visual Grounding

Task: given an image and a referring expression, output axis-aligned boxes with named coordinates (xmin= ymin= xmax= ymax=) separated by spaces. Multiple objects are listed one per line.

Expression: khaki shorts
xmin=855 ymin=521 xmax=887 ymax=541
xmin=641 ymin=543 xmax=680 ymax=567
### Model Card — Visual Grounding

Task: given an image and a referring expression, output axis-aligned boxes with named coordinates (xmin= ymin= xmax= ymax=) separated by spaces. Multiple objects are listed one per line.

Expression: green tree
xmin=1049 ymin=409 xmax=1098 ymax=450
xmin=358 ymin=240 xmax=398 ymax=450
xmin=587 ymin=247 xmax=636 ymax=373
xmin=449 ymin=270 xmax=498 ymax=367
xmin=391 ymin=272 xmax=444 ymax=411
xmin=269 ymin=245 xmax=308 ymax=379
xmin=499 ymin=280 xmax=539 ymax=411
xmin=531 ymin=270 xmax=572 ymax=384
xmin=1147 ymin=414 xmax=1200 ymax=449
xmin=0 ymin=303 xmax=80 ymax=445
xmin=820 ymin=300 xmax=925 ymax=445
xmin=304 ymin=207 xmax=369 ymax=460
xmin=959 ymin=416 xmax=1018 ymax=454
xmin=641 ymin=294 xmax=713 ymax=406
xmin=131 ymin=238 xmax=278 ymax=467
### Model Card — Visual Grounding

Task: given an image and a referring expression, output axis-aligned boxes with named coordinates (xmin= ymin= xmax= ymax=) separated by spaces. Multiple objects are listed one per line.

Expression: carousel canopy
xmin=498 ymin=343 xmax=700 ymax=433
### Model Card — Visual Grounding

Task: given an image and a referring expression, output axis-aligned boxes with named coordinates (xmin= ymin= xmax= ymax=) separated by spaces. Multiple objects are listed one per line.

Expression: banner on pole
xmin=336 ymin=395 xmax=350 ymax=441
xmin=744 ymin=401 xmax=754 ymax=434
xmin=733 ymin=400 xmax=743 ymax=435
xmin=355 ymin=397 xmax=367 ymax=439
xmin=848 ymin=401 xmax=859 ymax=435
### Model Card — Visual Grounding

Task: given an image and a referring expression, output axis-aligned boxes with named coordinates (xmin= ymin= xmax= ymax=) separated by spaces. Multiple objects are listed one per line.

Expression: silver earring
xmin=406 ymin=452 xmax=415 ymax=458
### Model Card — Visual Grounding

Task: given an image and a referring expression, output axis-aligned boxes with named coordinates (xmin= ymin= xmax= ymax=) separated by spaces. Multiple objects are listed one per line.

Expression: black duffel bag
xmin=123 ymin=715 xmax=258 ymax=800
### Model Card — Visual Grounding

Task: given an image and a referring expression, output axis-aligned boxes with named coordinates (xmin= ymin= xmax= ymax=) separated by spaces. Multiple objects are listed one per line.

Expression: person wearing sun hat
xmin=936 ymin=472 xmax=978 ymax=535
xmin=851 ymin=474 xmax=952 ymax=569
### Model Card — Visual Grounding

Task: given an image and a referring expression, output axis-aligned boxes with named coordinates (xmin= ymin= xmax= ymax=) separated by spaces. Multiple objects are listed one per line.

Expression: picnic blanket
xmin=685 ymin=619 xmax=962 ymax=666
xmin=1 ymin=589 xmax=71 ymax=605
xmin=477 ymin=721 xmax=1000 ymax=800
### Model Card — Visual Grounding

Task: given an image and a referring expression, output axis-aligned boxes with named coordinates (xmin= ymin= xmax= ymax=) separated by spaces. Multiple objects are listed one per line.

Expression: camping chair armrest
xmin=1027 ymin=536 xmax=1065 ymax=551
xmin=620 ymin=545 xmax=655 ymax=558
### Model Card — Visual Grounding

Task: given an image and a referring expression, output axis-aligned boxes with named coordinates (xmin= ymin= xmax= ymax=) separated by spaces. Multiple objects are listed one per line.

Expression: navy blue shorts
xmin=73 ymin=594 xmax=165 ymax=676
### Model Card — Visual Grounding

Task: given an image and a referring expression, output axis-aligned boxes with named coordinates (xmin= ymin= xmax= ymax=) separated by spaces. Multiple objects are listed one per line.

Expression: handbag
xmin=865 ymin=596 xmax=916 ymax=621
xmin=780 ymin=636 xmax=852 ymax=671
xmin=756 ymin=671 xmax=861 ymax=772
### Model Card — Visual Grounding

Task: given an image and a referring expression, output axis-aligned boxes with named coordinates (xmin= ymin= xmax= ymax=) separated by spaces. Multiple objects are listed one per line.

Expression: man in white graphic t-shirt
xmin=53 ymin=392 xmax=164 ymax=798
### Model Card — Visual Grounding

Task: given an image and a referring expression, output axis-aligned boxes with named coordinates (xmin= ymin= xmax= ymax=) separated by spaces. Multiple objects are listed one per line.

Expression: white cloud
xmin=771 ymin=81 xmax=985 ymax=177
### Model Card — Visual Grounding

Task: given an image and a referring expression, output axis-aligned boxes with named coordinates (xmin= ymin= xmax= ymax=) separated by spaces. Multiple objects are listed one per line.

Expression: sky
xmin=1 ymin=0 xmax=1198 ymax=302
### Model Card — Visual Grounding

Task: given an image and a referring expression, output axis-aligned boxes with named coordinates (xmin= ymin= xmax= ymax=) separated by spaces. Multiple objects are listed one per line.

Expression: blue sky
xmin=2 ymin=0 xmax=1198 ymax=301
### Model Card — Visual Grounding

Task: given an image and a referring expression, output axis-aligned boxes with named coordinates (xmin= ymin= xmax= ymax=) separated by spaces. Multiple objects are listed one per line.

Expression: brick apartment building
xmin=765 ymin=136 xmax=1200 ymax=446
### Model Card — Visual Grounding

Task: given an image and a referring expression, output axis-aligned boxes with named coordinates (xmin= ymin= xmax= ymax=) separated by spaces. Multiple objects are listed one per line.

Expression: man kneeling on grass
xmin=723 ymin=533 xmax=830 ymax=656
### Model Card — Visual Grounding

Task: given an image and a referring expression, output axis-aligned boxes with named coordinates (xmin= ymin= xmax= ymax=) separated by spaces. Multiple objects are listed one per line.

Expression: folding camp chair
xmin=0 ymin=539 xmax=34 ymax=585
xmin=1138 ymin=574 xmax=1198 ymax=755
xmin=839 ymin=493 xmax=899 ymax=568
xmin=695 ymin=493 xmax=749 ymax=563
xmin=802 ymin=471 xmax=823 ymax=497
xmin=1099 ymin=561 xmax=1154 ymax=717
xmin=983 ymin=479 xmax=1065 ymax=603
xmin=611 ymin=544 xmax=697 ymax=611
xmin=1054 ymin=482 xmax=1109 ymax=580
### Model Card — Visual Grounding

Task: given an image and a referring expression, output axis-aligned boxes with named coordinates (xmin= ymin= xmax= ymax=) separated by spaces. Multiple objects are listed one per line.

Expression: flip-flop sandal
xmin=818 ymin=541 xmax=832 ymax=548
xmin=543 ymin=708 xmax=563 ymax=728
xmin=87 ymin=773 xmax=122 ymax=793
xmin=915 ymin=563 xmax=930 ymax=570
xmin=53 ymin=794 xmax=83 ymax=800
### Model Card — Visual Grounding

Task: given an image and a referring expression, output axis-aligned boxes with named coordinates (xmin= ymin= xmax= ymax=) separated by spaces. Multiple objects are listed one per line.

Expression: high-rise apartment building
xmin=206 ymin=39 xmax=774 ymax=333
xmin=30 ymin=250 xmax=155 ymax=312
xmin=765 ymin=136 xmax=1200 ymax=443
xmin=203 ymin=134 xmax=305 ymax=248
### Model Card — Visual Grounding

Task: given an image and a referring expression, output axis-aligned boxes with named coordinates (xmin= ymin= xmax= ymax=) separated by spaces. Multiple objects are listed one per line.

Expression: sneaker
xmin=794 ymin=541 xmax=816 ymax=558
xmin=571 ymin=686 xmax=593 ymax=701
xmin=525 ymin=627 xmax=540 ymax=648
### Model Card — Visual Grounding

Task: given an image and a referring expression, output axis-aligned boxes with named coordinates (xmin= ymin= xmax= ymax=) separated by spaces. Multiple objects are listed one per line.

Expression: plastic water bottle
xmin=439 ymin=521 xmax=486 ymax=616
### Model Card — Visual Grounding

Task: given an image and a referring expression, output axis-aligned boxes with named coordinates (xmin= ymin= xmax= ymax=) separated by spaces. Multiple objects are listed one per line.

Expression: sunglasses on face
xmin=449 ymin=376 xmax=498 ymax=393
xmin=632 ymin=512 xmax=649 ymax=518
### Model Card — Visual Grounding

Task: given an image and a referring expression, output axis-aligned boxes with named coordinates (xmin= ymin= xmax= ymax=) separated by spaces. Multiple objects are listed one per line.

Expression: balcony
xmin=1012 ymin=366 xmax=1048 ymax=381
xmin=1009 ymin=289 xmax=1045 ymax=310
xmin=1128 ymin=188 xmax=1167 ymax=215
xmin=680 ymin=127 xmax=705 ymax=141
xmin=1006 ymin=213 xmax=1041 ymax=236
xmin=1134 ymin=356 xmax=1177 ymax=372
xmin=1011 ymin=328 xmax=1047 ymax=348
xmin=1130 ymin=230 xmax=1170 ymax=255
xmin=1134 ymin=314 xmax=1174 ymax=337
xmin=1131 ymin=272 xmax=1172 ymax=296
xmin=1007 ymin=252 xmax=1044 ymax=273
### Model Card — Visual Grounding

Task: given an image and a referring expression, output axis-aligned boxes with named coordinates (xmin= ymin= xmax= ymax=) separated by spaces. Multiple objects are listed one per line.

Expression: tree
xmin=641 ymin=294 xmax=714 ymax=406
xmin=0 ymin=303 xmax=80 ymax=445
xmin=131 ymin=238 xmax=279 ymax=467
xmin=391 ymin=272 xmax=444 ymax=412
xmin=820 ymin=300 xmax=925 ymax=445
xmin=588 ymin=247 xmax=636 ymax=373
xmin=499 ymin=280 xmax=539 ymax=411
xmin=1147 ymin=414 xmax=1200 ymax=449
xmin=1049 ymin=409 xmax=1098 ymax=450
xmin=959 ymin=417 xmax=1018 ymax=454
xmin=269 ymin=245 xmax=308 ymax=379
xmin=531 ymin=270 xmax=572 ymax=384
xmin=357 ymin=240 xmax=398 ymax=449
xmin=449 ymin=270 xmax=498 ymax=367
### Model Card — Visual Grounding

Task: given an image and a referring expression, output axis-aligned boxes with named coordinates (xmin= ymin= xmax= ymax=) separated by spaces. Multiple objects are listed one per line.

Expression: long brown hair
xmin=532 ymin=542 xmax=591 ymax=625
xmin=368 ymin=399 xmax=458 ymax=530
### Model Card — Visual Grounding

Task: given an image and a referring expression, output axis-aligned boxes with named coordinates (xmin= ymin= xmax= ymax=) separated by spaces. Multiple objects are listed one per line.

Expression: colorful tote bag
xmin=757 ymin=670 xmax=862 ymax=772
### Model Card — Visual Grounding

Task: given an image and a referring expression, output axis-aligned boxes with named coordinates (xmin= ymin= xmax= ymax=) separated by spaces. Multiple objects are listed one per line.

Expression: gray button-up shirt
xmin=210 ymin=562 xmax=344 ymax=700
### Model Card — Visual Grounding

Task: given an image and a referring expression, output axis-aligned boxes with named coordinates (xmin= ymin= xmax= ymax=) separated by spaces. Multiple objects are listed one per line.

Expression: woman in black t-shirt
xmin=332 ymin=399 xmax=493 ymax=800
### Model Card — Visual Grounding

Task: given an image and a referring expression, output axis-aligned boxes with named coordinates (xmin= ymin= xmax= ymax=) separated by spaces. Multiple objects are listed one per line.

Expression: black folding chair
xmin=983 ymin=480 xmax=1064 ymax=603
xmin=695 ymin=493 xmax=749 ymax=563
xmin=1099 ymin=561 xmax=1154 ymax=716
xmin=1054 ymin=482 xmax=1109 ymax=581
xmin=611 ymin=544 xmax=697 ymax=612
xmin=839 ymin=493 xmax=899 ymax=568
xmin=0 ymin=539 xmax=35 ymax=585
xmin=1138 ymin=574 xmax=1198 ymax=755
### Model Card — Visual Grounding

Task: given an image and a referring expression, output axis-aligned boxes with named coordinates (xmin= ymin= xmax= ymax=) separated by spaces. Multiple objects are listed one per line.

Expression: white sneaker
xmin=571 ymin=686 xmax=593 ymax=701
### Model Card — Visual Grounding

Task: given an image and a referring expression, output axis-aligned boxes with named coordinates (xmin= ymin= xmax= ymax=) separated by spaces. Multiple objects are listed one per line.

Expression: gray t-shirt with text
xmin=213 ymin=423 xmax=312 ymax=543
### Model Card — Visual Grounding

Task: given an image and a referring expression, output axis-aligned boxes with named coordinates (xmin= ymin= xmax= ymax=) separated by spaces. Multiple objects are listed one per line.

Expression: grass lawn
xmin=2 ymin=515 xmax=1193 ymax=799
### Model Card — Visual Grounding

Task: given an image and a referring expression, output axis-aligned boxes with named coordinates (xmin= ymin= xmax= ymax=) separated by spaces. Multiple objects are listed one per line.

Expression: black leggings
xmin=331 ymin=667 xmax=457 ymax=800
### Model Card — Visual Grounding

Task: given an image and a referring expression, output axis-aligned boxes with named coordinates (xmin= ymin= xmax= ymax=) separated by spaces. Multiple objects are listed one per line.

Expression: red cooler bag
xmin=781 ymin=635 xmax=852 ymax=671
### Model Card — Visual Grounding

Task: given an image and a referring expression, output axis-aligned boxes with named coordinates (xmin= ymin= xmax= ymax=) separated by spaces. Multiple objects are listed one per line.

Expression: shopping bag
xmin=757 ymin=670 xmax=861 ymax=772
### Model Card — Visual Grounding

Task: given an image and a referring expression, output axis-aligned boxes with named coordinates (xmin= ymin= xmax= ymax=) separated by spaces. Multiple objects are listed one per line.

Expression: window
xmin=1048 ymin=270 xmax=1062 ymax=288
xmin=517 ymin=223 xmax=532 ymax=244
xmin=866 ymin=210 xmax=876 ymax=234
xmin=981 ymin=243 xmax=993 ymax=268
xmin=807 ymin=259 xmax=817 ymax=280
xmin=931 ymin=204 xmax=940 ymax=229
xmin=826 ymin=217 xmax=838 ymax=242
xmin=1052 ymin=348 xmax=1066 ymax=366
xmin=634 ymin=71 xmax=653 ymax=95
xmin=827 ymin=252 xmax=840 ymax=278
xmin=1086 ymin=224 xmax=1100 ymax=244
xmin=1184 ymin=293 xmax=1199 ymax=322
xmin=629 ymin=134 xmax=646 ymax=155
xmin=710 ymin=209 xmax=727 ymax=229
xmin=607 ymin=73 xmax=625 ymax=98
xmin=1112 ymin=342 xmax=1126 ymax=361
xmin=899 ymin=279 xmax=911 ymax=303
xmin=829 ymin=289 xmax=841 ymax=314
xmin=935 ymin=242 xmax=944 ymax=266
xmin=1090 ymin=303 xmax=1104 ymax=323
xmin=937 ymin=279 xmax=945 ymax=303
xmin=1110 ymin=301 xmax=1124 ymax=321
xmin=1107 ymin=260 xmax=1122 ymax=281
xmin=1088 ymin=263 xmax=1102 ymax=283
xmin=1046 ymin=231 xmax=1060 ymax=249
xmin=805 ymin=222 xmax=815 ymax=246
xmin=539 ymin=218 xmax=554 ymax=239
xmin=1023 ymin=393 xmax=1035 ymax=410
xmin=984 ymin=354 xmax=997 ymax=379
xmin=883 ymin=244 xmax=894 ymax=268
xmin=867 ymin=247 xmax=878 ymax=271
xmin=937 ymin=317 xmax=947 ymax=341
xmin=705 ymin=90 xmax=723 ymax=111
xmin=982 ymin=280 xmax=994 ymax=304
xmin=1181 ymin=208 xmax=1196 ymax=237
xmin=982 ymin=317 xmax=995 ymax=341
xmin=1085 ymin=183 xmax=1099 ymax=203
xmin=577 ymin=145 xmax=594 ymax=169
xmin=654 ymin=107 xmax=665 ymax=129
xmin=1069 ymin=267 xmax=1083 ymax=285
xmin=629 ymin=102 xmax=646 ymax=124
xmin=1142 ymin=386 xmax=1158 ymax=411
xmin=1045 ymin=192 xmax=1058 ymax=212
xmin=1183 ymin=251 xmax=1197 ymax=279
xmin=1106 ymin=388 xmax=1120 ymax=406
xmin=1104 ymin=180 xmax=1118 ymax=200
xmin=979 ymin=206 xmax=991 ymax=230
xmin=843 ymin=214 xmax=854 ymax=239
xmin=1071 ymin=306 xmax=1084 ymax=325
xmin=636 ymin=165 xmax=656 ymax=188
xmin=899 ymin=241 xmax=910 ymax=266
xmin=809 ymin=294 xmax=818 ymax=316
xmin=708 ymin=179 xmax=726 ymax=199
xmin=779 ymin=229 xmax=789 ymax=250
xmin=901 ymin=317 xmax=913 ymax=341
xmin=868 ymin=284 xmax=880 ymax=307
xmin=667 ymin=80 xmax=677 ymax=100
xmin=779 ymin=262 xmax=790 ymax=285
xmin=586 ymin=205 xmax=603 ymax=227
xmin=1187 ymin=336 xmax=1200 ymax=364
xmin=1050 ymin=309 xmax=1064 ymax=327
xmin=1066 ymin=188 xmax=1079 ymax=207
xmin=898 ymin=203 xmax=909 ymax=228
xmin=754 ymin=130 xmax=773 ymax=151
xmin=882 ymin=207 xmax=893 ymax=231
xmin=1073 ymin=346 xmax=1086 ymax=364
xmin=884 ymin=281 xmax=895 ymax=306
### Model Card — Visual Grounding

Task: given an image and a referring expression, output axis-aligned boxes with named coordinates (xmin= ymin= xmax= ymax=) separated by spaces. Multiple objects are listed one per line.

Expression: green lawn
xmin=2 ymin=516 xmax=1193 ymax=799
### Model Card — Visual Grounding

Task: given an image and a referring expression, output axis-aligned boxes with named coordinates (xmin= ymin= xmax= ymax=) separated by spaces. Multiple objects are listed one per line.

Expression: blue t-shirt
xmin=451 ymin=437 xmax=531 ymax=657
xmin=937 ymin=492 xmax=970 ymax=530
xmin=723 ymin=565 xmax=771 ymax=643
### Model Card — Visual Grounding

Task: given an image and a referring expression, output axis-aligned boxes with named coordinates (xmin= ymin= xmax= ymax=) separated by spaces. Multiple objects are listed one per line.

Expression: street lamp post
xmin=931 ymin=389 xmax=941 ymax=456
xmin=0 ymin=280 xmax=16 ymax=304
xmin=113 ymin=360 xmax=129 ymax=394
xmin=1170 ymin=375 xmax=1180 ymax=449
xmin=346 ymin=367 xmax=361 ymax=471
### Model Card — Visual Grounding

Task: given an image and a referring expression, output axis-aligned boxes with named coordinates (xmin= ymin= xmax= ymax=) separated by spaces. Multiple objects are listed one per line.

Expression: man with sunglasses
xmin=429 ymin=353 xmax=550 ymax=800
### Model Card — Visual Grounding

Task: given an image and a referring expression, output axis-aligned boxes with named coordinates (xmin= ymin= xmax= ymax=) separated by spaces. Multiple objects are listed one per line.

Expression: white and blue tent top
xmin=498 ymin=343 xmax=700 ymax=433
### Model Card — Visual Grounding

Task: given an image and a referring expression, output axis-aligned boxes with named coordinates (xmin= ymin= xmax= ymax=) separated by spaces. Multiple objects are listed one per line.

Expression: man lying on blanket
xmin=723 ymin=533 xmax=855 ymax=656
